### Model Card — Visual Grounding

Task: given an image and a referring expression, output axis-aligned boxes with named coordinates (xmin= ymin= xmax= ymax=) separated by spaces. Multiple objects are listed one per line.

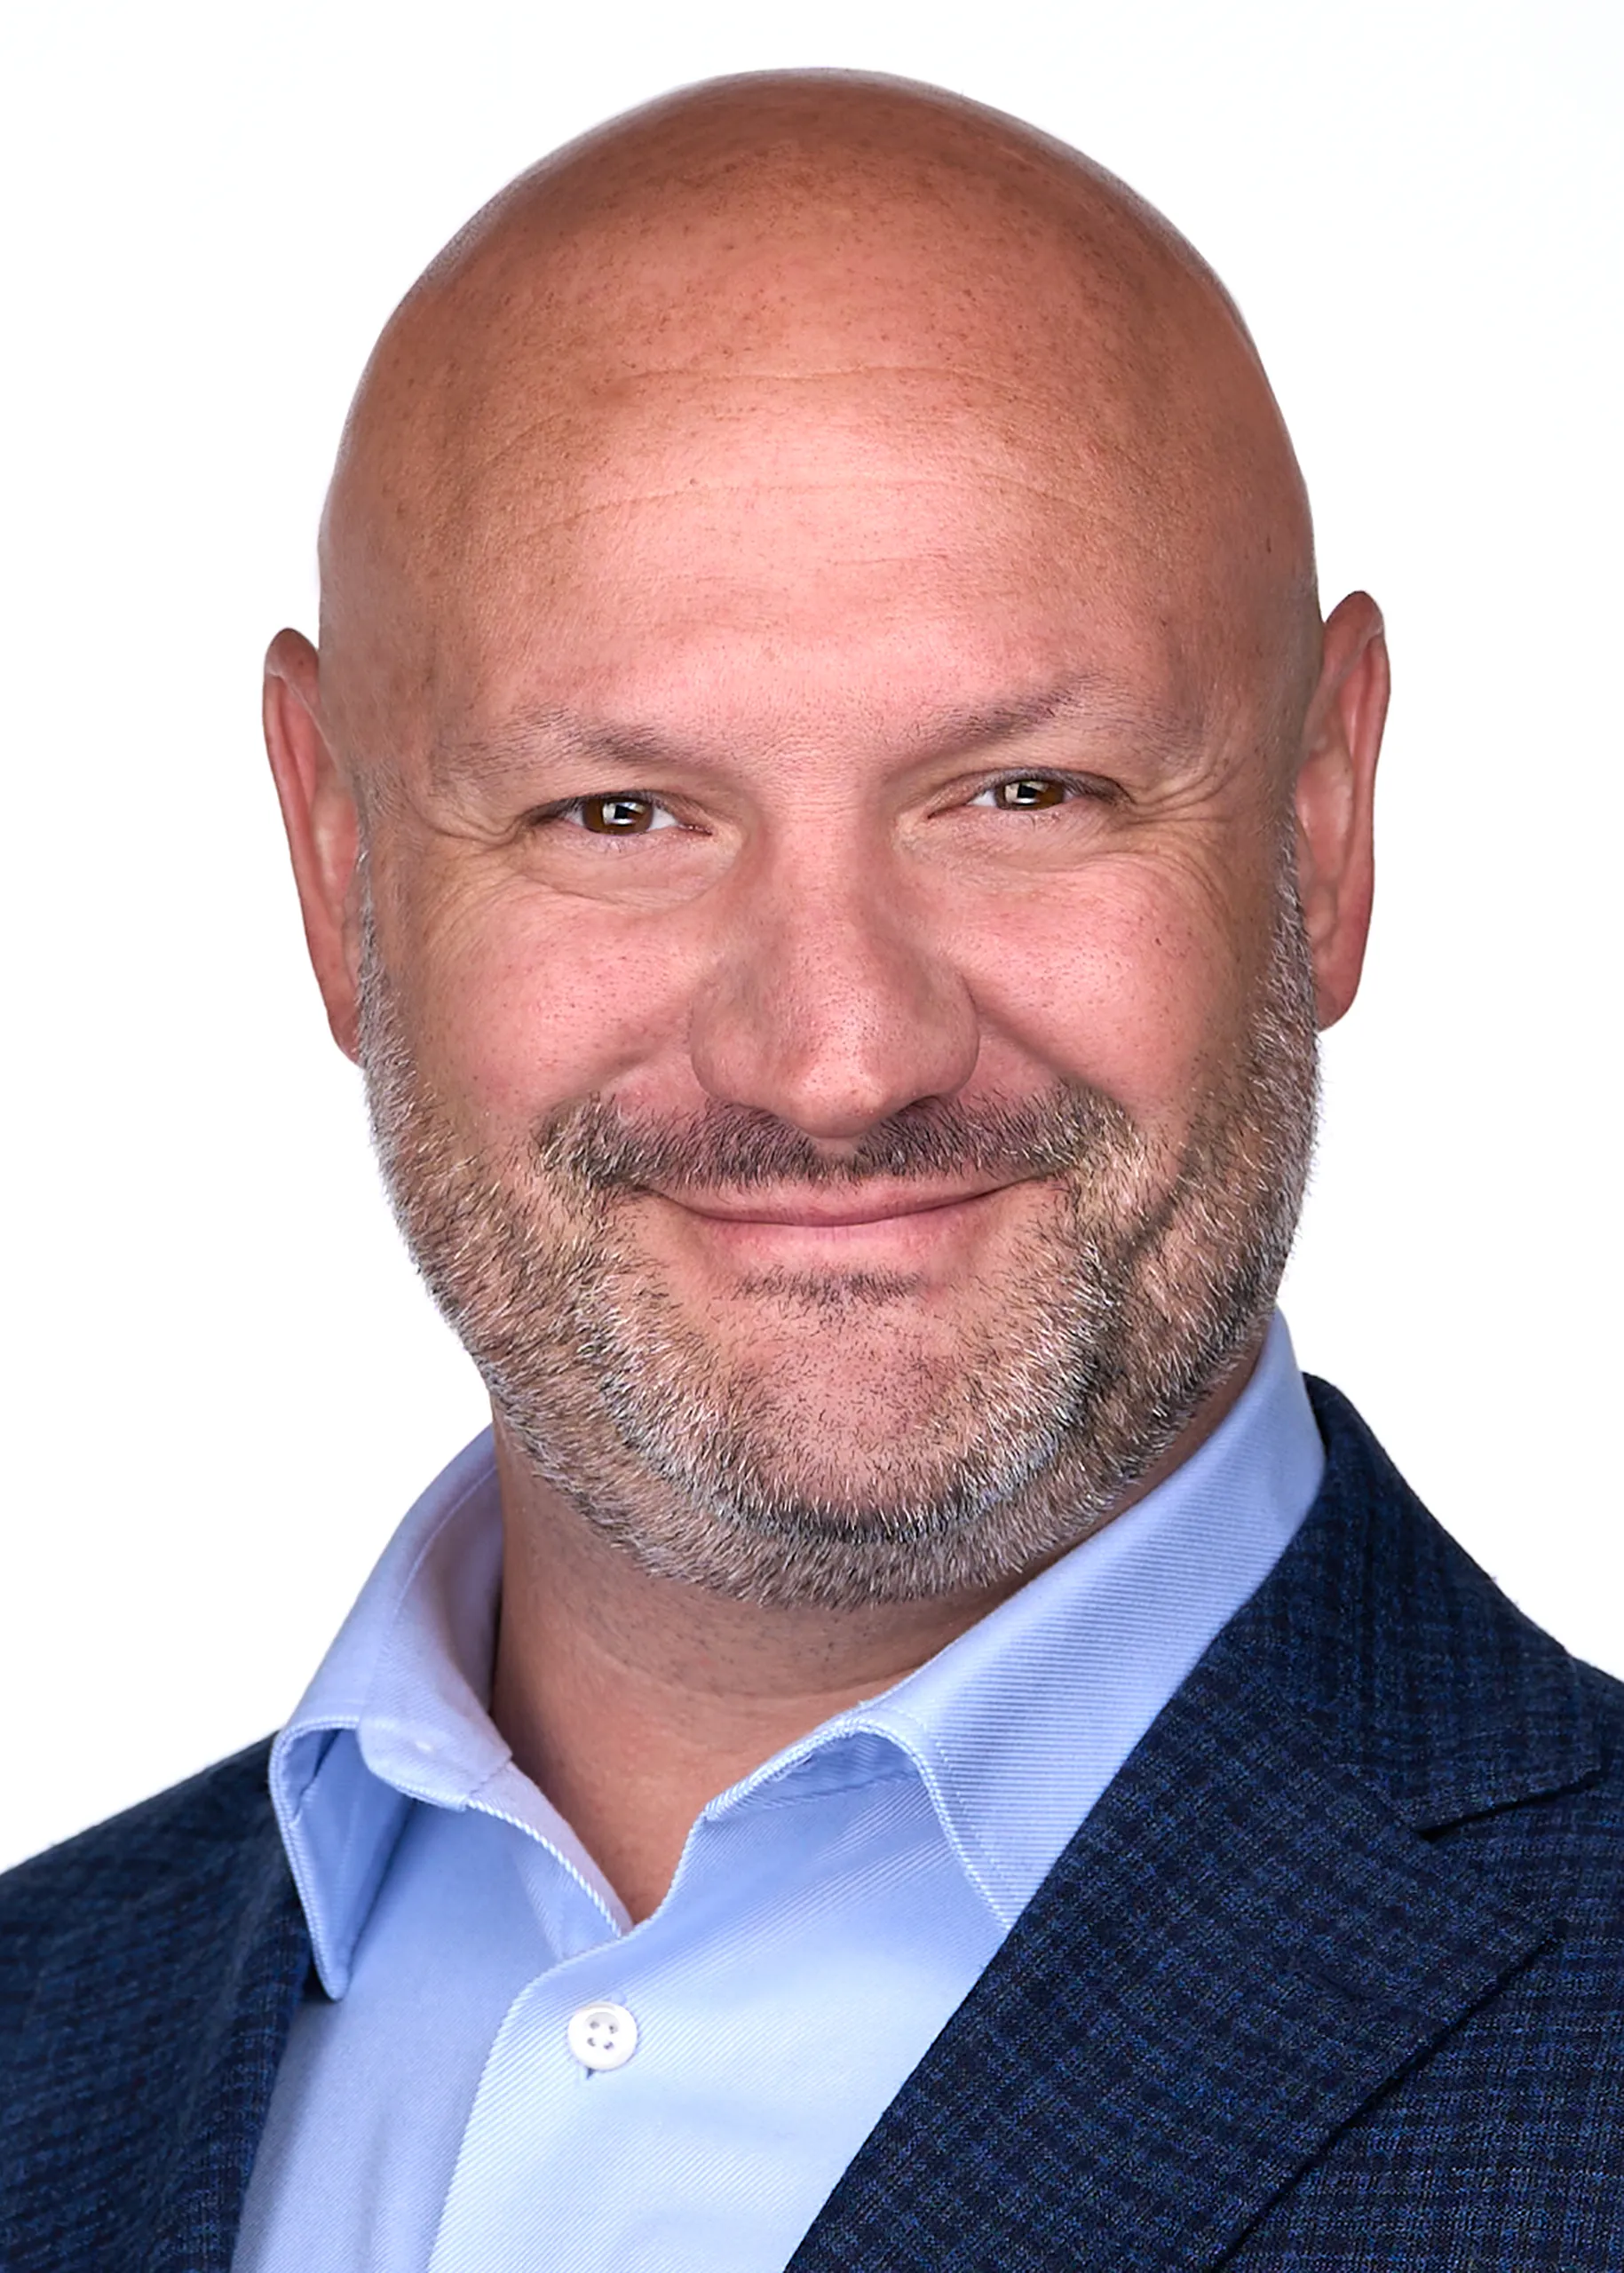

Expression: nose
xmin=685 ymin=837 xmax=980 ymax=1139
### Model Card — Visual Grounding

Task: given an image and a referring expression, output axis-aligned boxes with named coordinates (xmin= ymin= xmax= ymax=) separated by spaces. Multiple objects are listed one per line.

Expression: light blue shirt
xmin=234 ymin=1314 xmax=1323 ymax=2273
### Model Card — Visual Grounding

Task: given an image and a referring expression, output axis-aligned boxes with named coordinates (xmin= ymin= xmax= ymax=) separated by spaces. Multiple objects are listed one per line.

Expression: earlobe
xmin=1294 ymin=591 xmax=1390 ymax=1031
xmin=263 ymin=630 xmax=365 ymax=1060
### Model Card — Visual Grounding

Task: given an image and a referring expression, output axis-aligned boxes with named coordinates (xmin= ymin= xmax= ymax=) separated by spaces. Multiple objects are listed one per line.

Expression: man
xmin=2 ymin=64 xmax=1620 ymax=2271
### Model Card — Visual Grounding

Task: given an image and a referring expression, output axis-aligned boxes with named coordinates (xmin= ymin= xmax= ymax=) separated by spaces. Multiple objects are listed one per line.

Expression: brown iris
xmin=991 ymin=778 xmax=1067 ymax=809
xmin=580 ymin=794 xmax=658 ymax=834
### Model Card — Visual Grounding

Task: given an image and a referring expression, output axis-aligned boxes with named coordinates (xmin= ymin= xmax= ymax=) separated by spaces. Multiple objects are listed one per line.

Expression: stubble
xmin=358 ymin=858 xmax=1318 ymax=1607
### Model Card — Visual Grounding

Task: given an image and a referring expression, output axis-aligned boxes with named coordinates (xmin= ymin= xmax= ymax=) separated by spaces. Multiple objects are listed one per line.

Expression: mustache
xmin=532 ymin=1089 xmax=1142 ymax=1194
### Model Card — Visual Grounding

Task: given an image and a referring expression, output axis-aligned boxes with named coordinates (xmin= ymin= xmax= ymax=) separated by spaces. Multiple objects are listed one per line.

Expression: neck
xmin=487 ymin=1334 xmax=1263 ymax=1922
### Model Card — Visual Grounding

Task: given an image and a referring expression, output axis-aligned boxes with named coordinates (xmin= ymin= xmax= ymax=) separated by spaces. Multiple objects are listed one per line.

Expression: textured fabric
xmin=787 ymin=1386 xmax=1624 ymax=2272
xmin=0 ymin=1745 xmax=305 ymax=2273
xmin=4 ymin=1382 xmax=1623 ymax=2270
xmin=235 ymin=1314 xmax=1320 ymax=2273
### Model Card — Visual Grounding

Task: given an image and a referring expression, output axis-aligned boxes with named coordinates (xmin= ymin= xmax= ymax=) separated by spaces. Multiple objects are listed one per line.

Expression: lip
xmin=646 ymin=1178 xmax=1015 ymax=1230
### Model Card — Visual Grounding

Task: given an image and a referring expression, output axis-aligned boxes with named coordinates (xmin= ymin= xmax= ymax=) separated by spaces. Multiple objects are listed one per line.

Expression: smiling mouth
xmin=648 ymin=1179 xmax=1018 ymax=1231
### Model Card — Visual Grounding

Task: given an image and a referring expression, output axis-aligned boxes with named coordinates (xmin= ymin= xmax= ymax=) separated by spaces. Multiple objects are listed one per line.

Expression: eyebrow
xmin=898 ymin=680 xmax=1195 ymax=764
xmin=428 ymin=674 xmax=1194 ymax=796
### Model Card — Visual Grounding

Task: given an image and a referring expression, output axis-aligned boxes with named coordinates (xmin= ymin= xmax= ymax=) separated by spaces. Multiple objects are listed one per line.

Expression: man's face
xmin=337 ymin=345 xmax=1320 ymax=1606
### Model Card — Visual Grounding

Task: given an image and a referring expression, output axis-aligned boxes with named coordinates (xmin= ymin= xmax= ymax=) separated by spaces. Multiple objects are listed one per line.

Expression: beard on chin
xmin=357 ymin=865 xmax=1319 ymax=1609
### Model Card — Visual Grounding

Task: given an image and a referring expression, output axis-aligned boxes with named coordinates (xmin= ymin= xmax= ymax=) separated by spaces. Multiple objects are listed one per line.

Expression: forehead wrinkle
xmin=320 ymin=73 xmax=1320 ymax=790
xmin=421 ymin=360 xmax=1121 ymax=515
xmin=334 ymin=105 xmax=1302 ymax=554
xmin=416 ymin=352 xmax=1210 ymax=554
xmin=443 ymin=472 xmax=1093 ymax=548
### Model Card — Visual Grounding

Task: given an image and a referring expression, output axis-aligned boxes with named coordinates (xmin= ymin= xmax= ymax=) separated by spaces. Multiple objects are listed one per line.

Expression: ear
xmin=1293 ymin=590 xmax=1390 ymax=1029
xmin=263 ymin=630 xmax=365 ymax=1060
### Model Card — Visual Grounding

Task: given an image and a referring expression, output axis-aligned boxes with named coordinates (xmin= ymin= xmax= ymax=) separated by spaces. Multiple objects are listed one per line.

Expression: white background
xmin=2 ymin=0 xmax=1618 ymax=1874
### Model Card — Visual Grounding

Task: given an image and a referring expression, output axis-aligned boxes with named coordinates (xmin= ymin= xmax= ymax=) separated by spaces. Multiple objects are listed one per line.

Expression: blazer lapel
xmin=141 ymin=1810 xmax=309 ymax=2273
xmin=790 ymin=1382 xmax=1599 ymax=2273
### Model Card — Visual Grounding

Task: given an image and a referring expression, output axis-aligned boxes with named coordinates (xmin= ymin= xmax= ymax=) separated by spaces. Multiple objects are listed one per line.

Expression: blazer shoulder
xmin=1565 ymin=1656 xmax=1624 ymax=1857
xmin=0 ymin=1741 xmax=307 ymax=2272
xmin=1290 ymin=1380 xmax=1620 ymax=1811
xmin=0 ymin=1738 xmax=279 ymax=1981
xmin=1579 ymin=1655 xmax=1624 ymax=1734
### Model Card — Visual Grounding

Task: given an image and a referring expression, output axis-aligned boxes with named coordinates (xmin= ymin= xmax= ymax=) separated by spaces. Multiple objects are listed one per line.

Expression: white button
xmin=566 ymin=2000 xmax=638 ymax=2071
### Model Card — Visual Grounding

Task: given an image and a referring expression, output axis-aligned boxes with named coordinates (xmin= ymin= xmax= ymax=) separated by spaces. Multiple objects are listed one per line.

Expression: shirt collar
xmin=821 ymin=1310 xmax=1322 ymax=1921
xmin=273 ymin=1313 xmax=1322 ymax=1993
xmin=681 ymin=1311 xmax=1322 ymax=1927
xmin=272 ymin=1434 xmax=511 ymax=1994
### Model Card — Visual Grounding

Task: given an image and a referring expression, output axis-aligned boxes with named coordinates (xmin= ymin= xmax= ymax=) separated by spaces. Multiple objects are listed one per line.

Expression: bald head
xmin=316 ymin=71 xmax=1318 ymax=783
xmin=265 ymin=74 xmax=1387 ymax=1607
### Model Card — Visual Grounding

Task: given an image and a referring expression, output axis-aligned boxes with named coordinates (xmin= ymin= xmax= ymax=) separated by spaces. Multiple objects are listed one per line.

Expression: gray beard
xmin=358 ymin=861 xmax=1319 ymax=1608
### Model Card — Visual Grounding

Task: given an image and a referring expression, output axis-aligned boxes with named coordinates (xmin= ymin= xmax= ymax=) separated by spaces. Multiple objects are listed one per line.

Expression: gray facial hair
xmin=356 ymin=847 xmax=1318 ymax=1608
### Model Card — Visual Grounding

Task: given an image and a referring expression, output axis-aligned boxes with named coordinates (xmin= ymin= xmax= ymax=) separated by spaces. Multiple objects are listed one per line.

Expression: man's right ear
xmin=263 ymin=630 xmax=365 ymax=1061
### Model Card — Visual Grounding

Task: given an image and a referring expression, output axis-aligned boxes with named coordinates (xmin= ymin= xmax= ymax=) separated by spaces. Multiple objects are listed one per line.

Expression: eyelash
xmin=528 ymin=793 xmax=681 ymax=837
xmin=528 ymin=771 xmax=1112 ymax=837
xmin=966 ymin=772 xmax=1110 ymax=812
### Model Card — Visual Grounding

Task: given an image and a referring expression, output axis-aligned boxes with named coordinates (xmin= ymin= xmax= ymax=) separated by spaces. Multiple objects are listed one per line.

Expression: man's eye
xmin=978 ymin=777 xmax=1071 ymax=811
xmin=574 ymin=794 xmax=669 ymax=835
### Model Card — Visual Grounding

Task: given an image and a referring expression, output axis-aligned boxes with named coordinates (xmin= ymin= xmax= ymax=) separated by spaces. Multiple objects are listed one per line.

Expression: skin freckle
xmin=262 ymin=67 xmax=1388 ymax=1924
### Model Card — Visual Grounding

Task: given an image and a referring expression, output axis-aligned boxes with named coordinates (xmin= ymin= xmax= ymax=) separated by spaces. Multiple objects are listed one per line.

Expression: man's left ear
xmin=1294 ymin=590 xmax=1390 ymax=1029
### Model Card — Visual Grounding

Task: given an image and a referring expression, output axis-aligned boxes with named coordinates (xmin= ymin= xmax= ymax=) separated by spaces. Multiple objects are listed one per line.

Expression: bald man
xmin=3 ymin=70 xmax=1621 ymax=2273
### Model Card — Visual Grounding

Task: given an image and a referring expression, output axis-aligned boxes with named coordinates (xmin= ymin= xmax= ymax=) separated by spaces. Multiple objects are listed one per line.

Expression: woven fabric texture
xmin=4 ymin=1382 xmax=1621 ymax=2270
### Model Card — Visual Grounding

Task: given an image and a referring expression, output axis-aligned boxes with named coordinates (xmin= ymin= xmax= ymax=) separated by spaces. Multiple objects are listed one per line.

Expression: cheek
xmin=377 ymin=835 xmax=1271 ymax=1142
xmin=391 ymin=874 xmax=696 ymax=1130
xmin=960 ymin=861 xmax=1257 ymax=1128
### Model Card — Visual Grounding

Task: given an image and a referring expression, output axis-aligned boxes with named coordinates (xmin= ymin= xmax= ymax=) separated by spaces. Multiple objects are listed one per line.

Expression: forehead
xmin=403 ymin=368 xmax=1228 ymax=759
xmin=328 ymin=181 xmax=1303 ymax=774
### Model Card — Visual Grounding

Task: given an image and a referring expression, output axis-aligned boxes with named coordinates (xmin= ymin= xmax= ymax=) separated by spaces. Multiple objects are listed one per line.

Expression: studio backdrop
xmin=1 ymin=0 xmax=1618 ymax=1873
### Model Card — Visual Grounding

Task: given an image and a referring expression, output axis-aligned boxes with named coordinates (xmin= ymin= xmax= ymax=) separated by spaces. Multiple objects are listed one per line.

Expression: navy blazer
xmin=4 ymin=1382 xmax=1623 ymax=2270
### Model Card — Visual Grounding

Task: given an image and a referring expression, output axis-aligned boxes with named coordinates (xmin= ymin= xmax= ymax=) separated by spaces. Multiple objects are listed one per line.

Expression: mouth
xmin=650 ymin=1176 xmax=1018 ymax=1228
xmin=634 ymin=1186 xmax=1009 ymax=1287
